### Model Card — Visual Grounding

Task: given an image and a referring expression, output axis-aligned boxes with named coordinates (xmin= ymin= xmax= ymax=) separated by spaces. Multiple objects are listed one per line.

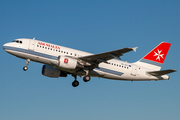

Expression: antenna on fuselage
xmin=33 ymin=37 xmax=35 ymax=40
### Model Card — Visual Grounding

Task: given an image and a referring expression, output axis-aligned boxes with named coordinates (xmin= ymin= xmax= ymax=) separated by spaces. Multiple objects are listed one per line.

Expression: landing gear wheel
xmin=23 ymin=66 xmax=28 ymax=71
xmin=83 ymin=76 xmax=91 ymax=82
xmin=72 ymin=80 xmax=79 ymax=87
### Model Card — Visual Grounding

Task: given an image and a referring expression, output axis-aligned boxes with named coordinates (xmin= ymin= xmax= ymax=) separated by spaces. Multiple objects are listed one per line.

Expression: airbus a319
xmin=3 ymin=38 xmax=176 ymax=87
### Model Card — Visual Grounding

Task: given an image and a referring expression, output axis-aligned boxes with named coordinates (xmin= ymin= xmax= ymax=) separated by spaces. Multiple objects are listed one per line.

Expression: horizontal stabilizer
xmin=147 ymin=69 xmax=176 ymax=76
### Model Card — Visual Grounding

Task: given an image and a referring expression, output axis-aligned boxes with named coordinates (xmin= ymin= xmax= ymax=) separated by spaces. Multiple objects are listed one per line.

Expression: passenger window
xmin=20 ymin=41 xmax=22 ymax=43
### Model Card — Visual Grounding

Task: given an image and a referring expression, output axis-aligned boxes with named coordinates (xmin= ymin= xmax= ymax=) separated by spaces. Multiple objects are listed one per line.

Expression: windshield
xmin=12 ymin=40 xmax=22 ymax=44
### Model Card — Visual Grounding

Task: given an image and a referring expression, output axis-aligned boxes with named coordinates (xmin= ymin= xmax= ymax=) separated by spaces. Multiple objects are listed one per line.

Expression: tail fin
xmin=135 ymin=42 xmax=171 ymax=70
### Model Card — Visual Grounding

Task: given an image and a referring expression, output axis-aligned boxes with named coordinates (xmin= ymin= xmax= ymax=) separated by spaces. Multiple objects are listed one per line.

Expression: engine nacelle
xmin=42 ymin=65 xmax=67 ymax=78
xmin=57 ymin=56 xmax=84 ymax=69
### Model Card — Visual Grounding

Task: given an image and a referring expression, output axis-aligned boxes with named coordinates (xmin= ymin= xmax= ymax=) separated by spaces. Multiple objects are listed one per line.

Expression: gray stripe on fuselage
xmin=139 ymin=59 xmax=162 ymax=67
xmin=4 ymin=46 xmax=57 ymax=60
xmin=95 ymin=67 xmax=124 ymax=76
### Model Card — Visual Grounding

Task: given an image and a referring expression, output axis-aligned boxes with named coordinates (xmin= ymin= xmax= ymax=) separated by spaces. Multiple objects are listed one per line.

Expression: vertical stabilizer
xmin=134 ymin=42 xmax=171 ymax=70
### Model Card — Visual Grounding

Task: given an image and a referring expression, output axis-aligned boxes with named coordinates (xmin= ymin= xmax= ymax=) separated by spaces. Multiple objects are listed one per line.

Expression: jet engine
xmin=42 ymin=65 xmax=67 ymax=78
xmin=57 ymin=56 xmax=84 ymax=69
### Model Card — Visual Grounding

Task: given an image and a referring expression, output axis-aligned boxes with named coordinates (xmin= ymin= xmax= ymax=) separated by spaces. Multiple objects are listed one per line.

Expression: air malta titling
xmin=3 ymin=38 xmax=176 ymax=87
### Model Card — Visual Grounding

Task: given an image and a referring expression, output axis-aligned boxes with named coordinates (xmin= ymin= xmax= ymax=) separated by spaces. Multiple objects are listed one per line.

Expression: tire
xmin=83 ymin=76 xmax=91 ymax=82
xmin=23 ymin=66 xmax=28 ymax=71
xmin=72 ymin=80 xmax=79 ymax=87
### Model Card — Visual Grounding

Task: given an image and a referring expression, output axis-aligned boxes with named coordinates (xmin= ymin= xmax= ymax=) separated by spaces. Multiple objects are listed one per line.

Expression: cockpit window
xmin=12 ymin=40 xmax=22 ymax=44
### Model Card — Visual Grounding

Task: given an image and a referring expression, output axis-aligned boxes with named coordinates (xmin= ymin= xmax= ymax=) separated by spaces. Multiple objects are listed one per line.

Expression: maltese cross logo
xmin=64 ymin=58 xmax=69 ymax=64
xmin=154 ymin=49 xmax=164 ymax=61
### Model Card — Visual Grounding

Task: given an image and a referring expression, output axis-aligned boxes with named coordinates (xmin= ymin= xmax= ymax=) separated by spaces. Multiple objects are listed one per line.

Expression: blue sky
xmin=0 ymin=0 xmax=180 ymax=120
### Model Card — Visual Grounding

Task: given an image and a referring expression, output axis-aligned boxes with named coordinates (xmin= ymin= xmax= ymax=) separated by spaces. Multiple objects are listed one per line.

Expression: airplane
xmin=3 ymin=38 xmax=176 ymax=87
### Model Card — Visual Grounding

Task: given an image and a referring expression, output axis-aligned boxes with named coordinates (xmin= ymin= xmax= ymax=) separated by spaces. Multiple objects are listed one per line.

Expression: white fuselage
xmin=3 ymin=38 xmax=169 ymax=81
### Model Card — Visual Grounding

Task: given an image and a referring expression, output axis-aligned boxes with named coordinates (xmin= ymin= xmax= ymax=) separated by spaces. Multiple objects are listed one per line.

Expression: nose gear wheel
xmin=23 ymin=59 xmax=30 ymax=71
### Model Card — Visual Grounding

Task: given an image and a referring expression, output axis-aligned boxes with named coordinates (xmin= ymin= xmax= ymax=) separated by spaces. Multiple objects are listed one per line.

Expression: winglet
xmin=132 ymin=47 xmax=138 ymax=52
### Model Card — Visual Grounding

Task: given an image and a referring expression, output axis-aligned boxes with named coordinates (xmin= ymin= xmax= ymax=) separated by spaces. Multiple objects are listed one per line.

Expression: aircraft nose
xmin=3 ymin=43 xmax=8 ymax=51
xmin=3 ymin=44 xmax=6 ymax=50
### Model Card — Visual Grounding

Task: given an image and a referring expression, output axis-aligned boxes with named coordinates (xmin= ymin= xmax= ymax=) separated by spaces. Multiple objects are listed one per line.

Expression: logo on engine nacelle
xmin=64 ymin=58 xmax=69 ymax=64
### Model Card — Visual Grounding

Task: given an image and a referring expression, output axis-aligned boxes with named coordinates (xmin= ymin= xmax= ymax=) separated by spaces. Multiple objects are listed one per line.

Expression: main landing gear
xmin=23 ymin=59 xmax=30 ymax=71
xmin=72 ymin=74 xmax=79 ymax=87
xmin=82 ymin=69 xmax=91 ymax=82
xmin=83 ymin=75 xmax=91 ymax=82
xmin=71 ymin=74 xmax=91 ymax=87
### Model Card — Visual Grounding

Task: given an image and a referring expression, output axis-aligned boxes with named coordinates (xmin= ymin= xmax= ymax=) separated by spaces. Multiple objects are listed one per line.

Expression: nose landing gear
xmin=23 ymin=59 xmax=30 ymax=71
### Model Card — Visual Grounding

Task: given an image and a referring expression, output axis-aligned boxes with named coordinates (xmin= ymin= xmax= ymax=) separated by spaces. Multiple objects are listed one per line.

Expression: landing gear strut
xmin=72 ymin=74 xmax=79 ymax=87
xmin=23 ymin=59 xmax=30 ymax=71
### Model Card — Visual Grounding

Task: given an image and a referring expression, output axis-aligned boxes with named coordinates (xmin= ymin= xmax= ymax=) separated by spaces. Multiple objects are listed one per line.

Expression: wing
xmin=79 ymin=47 xmax=138 ymax=67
